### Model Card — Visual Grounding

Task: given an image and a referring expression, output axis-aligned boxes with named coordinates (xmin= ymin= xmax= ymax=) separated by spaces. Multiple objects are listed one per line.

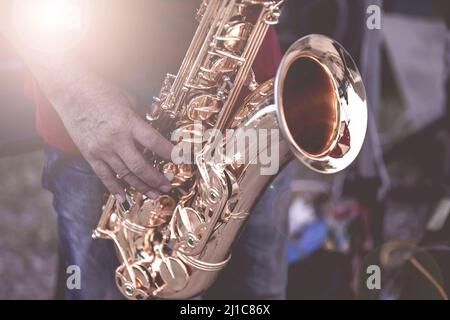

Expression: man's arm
xmin=0 ymin=0 xmax=173 ymax=202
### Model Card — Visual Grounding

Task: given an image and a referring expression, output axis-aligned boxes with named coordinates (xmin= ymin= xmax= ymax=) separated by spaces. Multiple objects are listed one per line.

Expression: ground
xmin=0 ymin=151 xmax=57 ymax=299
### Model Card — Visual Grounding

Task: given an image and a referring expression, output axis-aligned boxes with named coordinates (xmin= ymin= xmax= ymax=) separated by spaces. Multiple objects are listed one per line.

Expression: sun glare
xmin=34 ymin=0 xmax=82 ymax=32
xmin=13 ymin=0 xmax=88 ymax=52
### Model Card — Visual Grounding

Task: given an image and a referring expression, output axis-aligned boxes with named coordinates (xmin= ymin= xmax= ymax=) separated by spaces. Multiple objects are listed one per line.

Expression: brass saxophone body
xmin=93 ymin=0 xmax=367 ymax=299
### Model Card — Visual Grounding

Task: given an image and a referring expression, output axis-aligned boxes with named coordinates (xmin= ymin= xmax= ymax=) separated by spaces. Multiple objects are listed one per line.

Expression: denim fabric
xmin=42 ymin=144 xmax=290 ymax=299
xmin=42 ymin=145 xmax=123 ymax=299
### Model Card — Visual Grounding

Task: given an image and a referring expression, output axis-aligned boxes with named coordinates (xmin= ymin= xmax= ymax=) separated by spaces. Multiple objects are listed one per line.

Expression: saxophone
xmin=93 ymin=0 xmax=367 ymax=299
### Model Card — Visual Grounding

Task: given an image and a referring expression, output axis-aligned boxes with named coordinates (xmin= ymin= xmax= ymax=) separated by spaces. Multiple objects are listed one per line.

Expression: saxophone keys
xmin=219 ymin=21 xmax=253 ymax=55
xmin=159 ymin=257 xmax=189 ymax=292
xmin=186 ymin=94 xmax=221 ymax=121
xmin=163 ymin=162 xmax=194 ymax=187
xmin=133 ymin=264 xmax=152 ymax=287
xmin=115 ymin=264 xmax=151 ymax=300
xmin=200 ymin=57 xmax=238 ymax=83
xmin=174 ymin=206 xmax=203 ymax=238
xmin=138 ymin=195 xmax=176 ymax=228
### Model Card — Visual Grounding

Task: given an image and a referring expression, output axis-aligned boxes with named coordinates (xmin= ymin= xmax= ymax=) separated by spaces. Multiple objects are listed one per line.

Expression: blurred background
xmin=1 ymin=0 xmax=450 ymax=299
xmin=0 ymin=36 xmax=56 ymax=298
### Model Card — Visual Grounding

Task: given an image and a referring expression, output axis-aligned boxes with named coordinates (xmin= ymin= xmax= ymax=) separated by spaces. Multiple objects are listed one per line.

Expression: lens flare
xmin=34 ymin=0 xmax=82 ymax=32
xmin=12 ymin=0 xmax=90 ymax=53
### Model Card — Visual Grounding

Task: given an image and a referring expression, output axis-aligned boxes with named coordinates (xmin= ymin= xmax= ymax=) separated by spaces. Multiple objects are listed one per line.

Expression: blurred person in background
xmin=277 ymin=0 xmax=387 ymax=296
xmin=0 ymin=0 xmax=289 ymax=299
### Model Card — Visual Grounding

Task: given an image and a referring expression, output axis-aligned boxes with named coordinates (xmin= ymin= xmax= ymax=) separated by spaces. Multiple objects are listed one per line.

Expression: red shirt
xmin=27 ymin=28 xmax=281 ymax=154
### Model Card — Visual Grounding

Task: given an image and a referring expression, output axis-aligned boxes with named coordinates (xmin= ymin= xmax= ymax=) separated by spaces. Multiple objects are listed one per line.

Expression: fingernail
xmin=146 ymin=191 xmax=159 ymax=200
xmin=160 ymin=185 xmax=172 ymax=193
xmin=115 ymin=194 xmax=125 ymax=204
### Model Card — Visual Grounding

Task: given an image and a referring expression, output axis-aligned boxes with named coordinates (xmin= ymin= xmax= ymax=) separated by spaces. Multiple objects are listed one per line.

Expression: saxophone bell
xmin=275 ymin=34 xmax=368 ymax=174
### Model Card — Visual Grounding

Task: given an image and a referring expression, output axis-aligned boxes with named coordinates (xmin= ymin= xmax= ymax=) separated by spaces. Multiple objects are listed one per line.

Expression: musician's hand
xmin=55 ymin=78 xmax=173 ymax=203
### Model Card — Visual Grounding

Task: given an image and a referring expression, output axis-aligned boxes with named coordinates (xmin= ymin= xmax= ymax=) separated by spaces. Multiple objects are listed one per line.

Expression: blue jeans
xmin=42 ymin=144 xmax=290 ymax=299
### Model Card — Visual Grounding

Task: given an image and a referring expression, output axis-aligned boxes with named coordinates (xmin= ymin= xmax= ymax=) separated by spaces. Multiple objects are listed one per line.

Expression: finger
xmin=118 ymin=143 xmax=172 ymax=193
xmin=132 ymin=118 xmax=174 ymax=161
xmin=107 ymin=155 xmax=160 ymax=200
xmin=90 ymin=159 xmax=126 ymax=203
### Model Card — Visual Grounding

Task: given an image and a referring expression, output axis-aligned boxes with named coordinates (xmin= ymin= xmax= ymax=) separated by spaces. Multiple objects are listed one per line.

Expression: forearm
xmin=22 ymin=53 xmax=107 ymax=121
